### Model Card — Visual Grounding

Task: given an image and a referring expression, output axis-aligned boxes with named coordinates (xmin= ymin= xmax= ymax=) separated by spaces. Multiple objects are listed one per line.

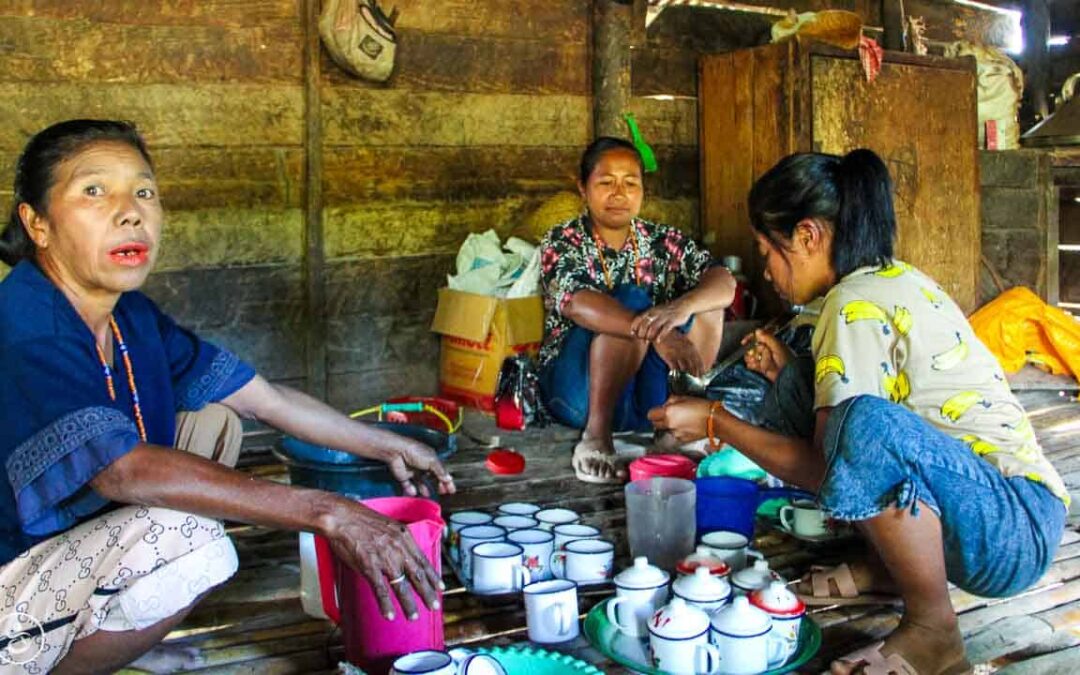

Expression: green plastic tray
xmin=473 ymin=645 xmax=604 ymax=674
xmin=583 ymin=598 xmax=821 ymax=674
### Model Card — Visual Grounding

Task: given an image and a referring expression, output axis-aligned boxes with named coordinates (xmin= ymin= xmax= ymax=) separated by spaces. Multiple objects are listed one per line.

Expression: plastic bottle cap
xmin=486 ymin=448 xmax=525 ymax=475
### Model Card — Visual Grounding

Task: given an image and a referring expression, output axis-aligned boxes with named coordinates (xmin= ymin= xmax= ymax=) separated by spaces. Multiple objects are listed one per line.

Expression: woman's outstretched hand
xmin=386 ymin=440 xmax=456 ymax=498
xmin=742 ymin=329 xmax=791 ymax=383
xmin=324 ymin=501 xmax=443 ymax=621
xmin=648 ymin=395 xmax=713 ymax=443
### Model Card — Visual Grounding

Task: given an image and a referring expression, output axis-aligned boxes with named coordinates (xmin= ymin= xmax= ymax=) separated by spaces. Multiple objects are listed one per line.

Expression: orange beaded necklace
xmin=94 ymin=316 xmax=147 ymax=442
xmin=592 ymin=221 xmax=641 ymax=289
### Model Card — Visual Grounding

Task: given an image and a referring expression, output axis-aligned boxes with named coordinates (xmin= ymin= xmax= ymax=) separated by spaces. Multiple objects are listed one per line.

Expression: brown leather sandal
xmin=831 ymin=640 xmax=973 ymax=675
xmin=797 ymin=563 xmax=903 ymax=607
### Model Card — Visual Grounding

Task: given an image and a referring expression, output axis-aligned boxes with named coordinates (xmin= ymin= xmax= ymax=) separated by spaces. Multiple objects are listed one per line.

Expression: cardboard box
xmin=430 ymin=288 xmax=544 ymax=412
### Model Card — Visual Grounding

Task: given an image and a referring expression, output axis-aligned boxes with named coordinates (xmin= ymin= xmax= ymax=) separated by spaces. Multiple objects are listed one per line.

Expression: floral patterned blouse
xmin=538 ymin=215 xmax=715 ymax=366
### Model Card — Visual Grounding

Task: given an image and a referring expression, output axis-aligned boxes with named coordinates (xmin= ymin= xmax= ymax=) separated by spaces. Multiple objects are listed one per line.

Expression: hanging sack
xmin=319 ymin=0 xmax=398 ymax=83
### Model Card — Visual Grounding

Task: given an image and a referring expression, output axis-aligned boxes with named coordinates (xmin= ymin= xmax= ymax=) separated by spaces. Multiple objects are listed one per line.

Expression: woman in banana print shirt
xmin=650 ymin=149 xmax=1067 ymax=674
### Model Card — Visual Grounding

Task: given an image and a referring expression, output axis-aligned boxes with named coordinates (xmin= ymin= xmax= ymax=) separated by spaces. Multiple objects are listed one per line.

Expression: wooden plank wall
xmin=0 ymin=0 xmax=1017 ymax=409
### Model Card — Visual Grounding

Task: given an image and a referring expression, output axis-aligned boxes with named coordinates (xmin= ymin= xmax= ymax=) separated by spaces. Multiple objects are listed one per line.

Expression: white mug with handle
xmin=470 ymin=542 xmax=530 ymax=594
xmin=523 ymin=579 xmax=580 ymax=643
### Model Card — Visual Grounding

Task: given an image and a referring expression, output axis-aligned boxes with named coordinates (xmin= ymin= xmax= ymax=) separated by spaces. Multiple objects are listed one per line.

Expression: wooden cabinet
xmin=700 ymin=41 xmax=981 ymax=313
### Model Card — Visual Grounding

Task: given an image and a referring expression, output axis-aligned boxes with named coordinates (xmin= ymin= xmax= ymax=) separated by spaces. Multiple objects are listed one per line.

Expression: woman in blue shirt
xmin=0 ymin=120 xmax=453 ymax=673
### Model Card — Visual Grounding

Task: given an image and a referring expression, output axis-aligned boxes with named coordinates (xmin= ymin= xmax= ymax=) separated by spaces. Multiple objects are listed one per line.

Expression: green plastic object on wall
xmin=623 ymin=113 xmax=658 ymax=173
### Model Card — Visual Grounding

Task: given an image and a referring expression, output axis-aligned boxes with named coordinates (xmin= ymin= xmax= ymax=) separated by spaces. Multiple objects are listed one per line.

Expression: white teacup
xmin=447 ymin=511 xmax=493 ymax=564
xmin=551 ymin=538 xmax=614 ymax=584
xmin=508 ymin=527 xmax=556 ymax=582
xmin=523 ymin=579 xmax=580 ymax=643
xmin=470 ymin=542 xmax=530 ymax=594
xmin=534 ymin=508 xmax=580 ymax=531
xmin=458 ymin=524 xmax=505 ymax=585
xmin=492 ymin=514 xmax=539 ymax=532
xmin=700 ymin=530 xmax=763 ymax=572
xmin=497 ymin=502 xmax=541 ymax=517
xmin=552 ymin=523 xmax=601 ymax=550
xmin=779 ymin=499 xmax=829 ymax=537
xmin=390 ymin=650 xmax=455 ymax=675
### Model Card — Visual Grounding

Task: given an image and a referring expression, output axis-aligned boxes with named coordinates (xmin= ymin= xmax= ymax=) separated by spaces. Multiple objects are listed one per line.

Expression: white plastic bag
xmin=943 ymin=41 xmax=1023 ymax=149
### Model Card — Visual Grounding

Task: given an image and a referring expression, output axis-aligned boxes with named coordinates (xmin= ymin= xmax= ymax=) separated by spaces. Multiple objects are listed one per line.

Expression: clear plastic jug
xmin=625 ymin=477 xmax=696 ymax=570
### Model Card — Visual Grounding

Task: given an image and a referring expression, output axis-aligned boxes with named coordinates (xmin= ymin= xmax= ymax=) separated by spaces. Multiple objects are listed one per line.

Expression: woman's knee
xmin=175 ymin=403 xmax=242 ymax=467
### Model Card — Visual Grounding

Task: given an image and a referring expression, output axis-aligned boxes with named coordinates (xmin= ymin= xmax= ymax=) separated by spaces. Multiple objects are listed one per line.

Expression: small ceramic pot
xmin=675 ymin=545 xmax=732 ymax=579
xmin=709 ymin=596 xmax=786 ymax=674
xmin=749 ymin=580 xmax=806 ymax=665
xmin=648 ymin=597 xmax=721 ymax=675
xmin=607 ymin=556 xmax=670 ymax=637
xmin=672 ymin=566 xmax=732 ymax=614
xmin=730 ymin=559 xmax=783 ymax=596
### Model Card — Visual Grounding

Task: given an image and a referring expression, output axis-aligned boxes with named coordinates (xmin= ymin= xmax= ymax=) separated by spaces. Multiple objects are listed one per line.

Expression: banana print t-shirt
xmin=812 ymin=260 xmax=1070 ymax=506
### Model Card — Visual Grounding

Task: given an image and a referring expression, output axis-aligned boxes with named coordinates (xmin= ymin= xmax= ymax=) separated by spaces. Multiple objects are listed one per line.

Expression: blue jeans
xmin=540 ymin=285 xmax=671 ymax=432
xmin=819 ymin=395 xmax=1066 ymax=597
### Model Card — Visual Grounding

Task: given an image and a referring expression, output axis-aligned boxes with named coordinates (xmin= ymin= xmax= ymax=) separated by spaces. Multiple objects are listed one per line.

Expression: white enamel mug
xmin=779 ymin=499 xmax=829 ymax=537
xmin=492 ymin=514 xmax=539 ymax=532
xmin=534 ymin=508 xmax=580 ymax=531
xmin=457 ymin=524 xmax=506 ymax=585
xmin=523 ymin=579 xmax=580 ymax=643
xmin=700 ymin=530 xmax=763 ymax=572
xmin=470 ymin=542 xmax=530 ymax=594
xmin=497 ymin=502 xmax=541 ymax=517
xmin=447 ymin=511 xmax=493 ymax=564
xmin=508 ymin=527 xmax=556 ymax=582
xmin=552 ymin=523 xmax=601 ymax=551
xmin=390 ymin=650 xmax=456 ymax=675
xmin=550 ymin=539 xmax=614 ymax=584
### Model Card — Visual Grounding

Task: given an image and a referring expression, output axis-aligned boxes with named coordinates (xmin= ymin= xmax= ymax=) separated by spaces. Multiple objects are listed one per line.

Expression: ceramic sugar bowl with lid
xmin=730 ymin=558 xmax=783 ymax=596
xmin=647 ymin=597 xmax=721 ymax=675
xmin=672 ymin=566 xmax=732 ymax=614
xmin=749 ymin=580 xmax=806 ymax=665
xmin=708 ymin=596 xmax=786 ymax=674
xmin=606 ymin=556 xmax=670 ymax=638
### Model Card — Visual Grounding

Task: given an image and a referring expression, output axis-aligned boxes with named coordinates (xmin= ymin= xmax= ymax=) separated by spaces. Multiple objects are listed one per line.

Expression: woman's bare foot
xmin=572 ymin=435 xmax=625 ymax=484
xmin=830 ymin=615 xmax=969 ymax=675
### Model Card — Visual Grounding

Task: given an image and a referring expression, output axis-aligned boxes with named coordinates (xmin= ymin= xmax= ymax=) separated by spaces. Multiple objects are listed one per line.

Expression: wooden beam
xmin=1024 ymin=0 xmax=1052 ymax=122
xmin=302 ymin=0 xmax=327 ymax=399
xmin=592 ymin=0 xmax=634 ymax=139
xmin=881 ymin=0 xmax=907 ymax=51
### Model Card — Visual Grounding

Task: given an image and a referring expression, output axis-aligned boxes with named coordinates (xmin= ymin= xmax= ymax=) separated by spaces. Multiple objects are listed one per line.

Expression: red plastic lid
xmin=629 ymin=454 xmax=697 ymax=482
xmin=486 ymin=448 xmax=525 ymax=475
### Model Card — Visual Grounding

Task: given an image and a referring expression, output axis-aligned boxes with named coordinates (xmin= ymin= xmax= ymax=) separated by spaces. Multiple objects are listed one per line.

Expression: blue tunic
xmin=0 ymin=261 xmax=256 ymax=564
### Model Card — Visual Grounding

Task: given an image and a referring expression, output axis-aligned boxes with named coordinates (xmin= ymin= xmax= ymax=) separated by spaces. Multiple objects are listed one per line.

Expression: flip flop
xmin=829 ymin=640 xmax=973 ymax=675
xmin=572 ymin=437 xmax=626 ymax=485
xmin=797 ymin=563 xmax=903 ymax=607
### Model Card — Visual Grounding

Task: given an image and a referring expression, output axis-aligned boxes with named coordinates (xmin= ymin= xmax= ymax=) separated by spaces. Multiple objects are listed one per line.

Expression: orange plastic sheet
xmin=969 ymin=287 xmax=1080 ymax=379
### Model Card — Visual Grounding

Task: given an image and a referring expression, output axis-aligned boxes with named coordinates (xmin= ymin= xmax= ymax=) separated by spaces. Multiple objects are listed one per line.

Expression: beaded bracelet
xmin=706 ymin=400 xmax=724 ymax=450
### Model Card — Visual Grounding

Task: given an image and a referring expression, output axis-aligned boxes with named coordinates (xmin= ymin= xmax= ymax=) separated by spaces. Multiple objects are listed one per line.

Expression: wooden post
xmin=302 ymin=0 xmax=328 ymax=399
xmin=1024 ymin=0 xmax=1051 ymax=122
xmin=881 ymin=0 xmax=907 ymax=51
xmin=593 ymin=0 xmax=634 ymax=139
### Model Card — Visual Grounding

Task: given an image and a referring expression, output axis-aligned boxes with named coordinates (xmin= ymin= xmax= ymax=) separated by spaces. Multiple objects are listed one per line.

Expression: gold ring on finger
xmin=389 ymin=573 xmax=407 ymax=585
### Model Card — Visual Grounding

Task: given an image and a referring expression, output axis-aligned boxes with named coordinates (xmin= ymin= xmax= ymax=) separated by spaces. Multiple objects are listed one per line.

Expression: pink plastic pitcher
xmin=315 ymin=497 xmax=445 ymax=671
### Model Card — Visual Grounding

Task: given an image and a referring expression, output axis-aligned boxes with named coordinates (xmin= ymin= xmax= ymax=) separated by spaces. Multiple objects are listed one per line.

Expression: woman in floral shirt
xmin=539 ymin=137 xmax=736 ymax=483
